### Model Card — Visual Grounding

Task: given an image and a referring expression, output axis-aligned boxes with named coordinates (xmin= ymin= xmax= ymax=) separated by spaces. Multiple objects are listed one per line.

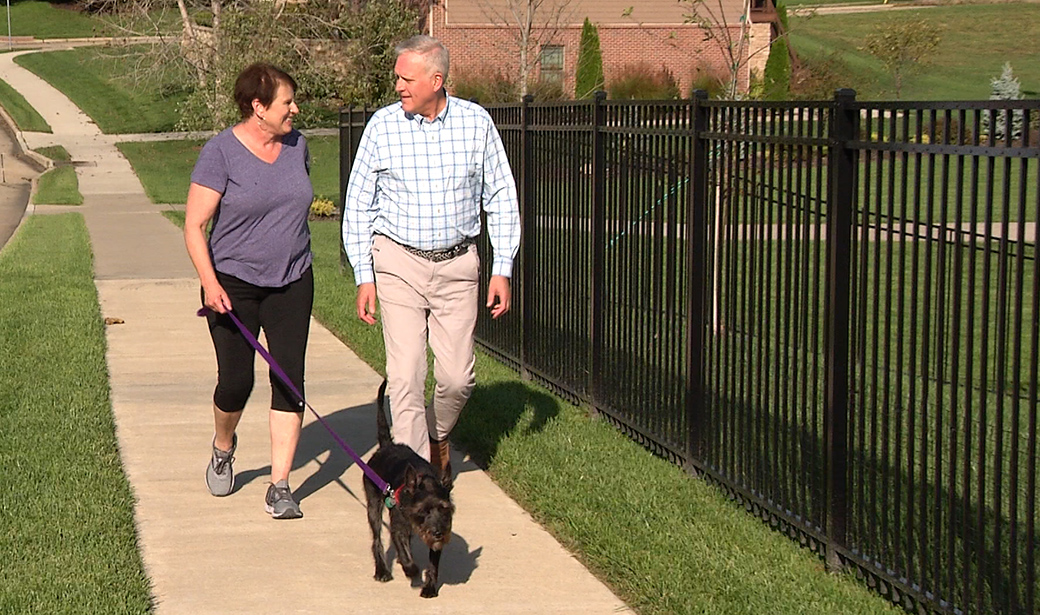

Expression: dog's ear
xmin=404 ymin=465 xmax=420 ymax=490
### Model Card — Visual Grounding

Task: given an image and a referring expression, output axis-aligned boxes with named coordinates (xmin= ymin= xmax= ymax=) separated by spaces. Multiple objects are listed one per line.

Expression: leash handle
xmin=197 ymin=307 xmax=392 ymax=495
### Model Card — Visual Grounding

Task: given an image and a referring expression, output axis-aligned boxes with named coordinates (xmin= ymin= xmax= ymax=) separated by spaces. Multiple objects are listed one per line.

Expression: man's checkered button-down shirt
xmin=342 ymin=97 xmax=521 ymax=286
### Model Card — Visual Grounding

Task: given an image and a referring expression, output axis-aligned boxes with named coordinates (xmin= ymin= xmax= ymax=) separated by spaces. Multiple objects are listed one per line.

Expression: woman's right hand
xmin=203 ymin=281 xmax=233 ymax=314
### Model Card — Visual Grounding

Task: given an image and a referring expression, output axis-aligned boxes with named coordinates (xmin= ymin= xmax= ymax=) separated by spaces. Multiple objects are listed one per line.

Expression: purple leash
xmin=197 ymin=307 xmax=394 ymax=504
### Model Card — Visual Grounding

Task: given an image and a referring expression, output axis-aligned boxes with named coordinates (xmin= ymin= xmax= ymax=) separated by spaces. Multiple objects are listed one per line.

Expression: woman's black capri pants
xmin=204 ymin=267 xmax=313 ymax=413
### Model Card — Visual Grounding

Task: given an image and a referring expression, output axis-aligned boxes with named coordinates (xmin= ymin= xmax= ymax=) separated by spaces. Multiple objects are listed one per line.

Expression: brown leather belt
xmin=381 ymin=234 xmax=475 ymax=263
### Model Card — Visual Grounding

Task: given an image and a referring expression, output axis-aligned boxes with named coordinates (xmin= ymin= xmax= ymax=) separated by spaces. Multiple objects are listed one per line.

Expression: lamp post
xmin=7 ymin=0 xmax=11 ymax=50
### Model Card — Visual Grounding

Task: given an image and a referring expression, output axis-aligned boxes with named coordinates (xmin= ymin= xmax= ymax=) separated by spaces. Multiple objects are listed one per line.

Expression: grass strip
xmin=34 ymin=145 xmax=72 ymax=162
xmin=33 ymin=165 xmax=83 ymax=205
xmin=117 ymin=139 xmax=206 ymax=203
xmin=0 ymin=213 xmax=151 ymax=614
xmin=15 ymin=47 xmax=188 ymax=134
xmin=33 ymin=145 xmax=81 ymax=206
xmin=0 ymin=76 xmax=51 ymax=132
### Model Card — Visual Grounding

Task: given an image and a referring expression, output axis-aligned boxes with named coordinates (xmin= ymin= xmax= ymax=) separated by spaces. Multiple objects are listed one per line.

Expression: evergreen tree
xmin=762 ymin=37 xmax=791 ymax=101
xmin=985 ymin=61 xmax=1024 ymax=141
xmin=575 ymin=18 xmax=604 ymax=99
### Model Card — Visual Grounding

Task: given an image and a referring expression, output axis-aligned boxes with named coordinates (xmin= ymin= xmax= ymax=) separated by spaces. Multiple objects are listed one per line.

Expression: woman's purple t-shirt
xmin=190 ymin=127 xmax=314 ymax=288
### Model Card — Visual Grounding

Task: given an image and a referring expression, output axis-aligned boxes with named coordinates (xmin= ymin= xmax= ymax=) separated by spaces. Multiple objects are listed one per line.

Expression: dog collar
xmin=393 ymin=485 xmax=405 ymax=505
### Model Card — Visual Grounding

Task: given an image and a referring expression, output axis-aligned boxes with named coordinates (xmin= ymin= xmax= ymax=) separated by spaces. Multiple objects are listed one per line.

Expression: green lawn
xmin=788 ymin=3 xmax=1040 ymax=100
xmin=118 ymin=135 xmax=341 ymax=204
xmin=0 ymin=213 xmax=152 ymax=614
xmin=32 ymin=144 xmax=82 ymax=205
xmin=2 ymin=0 xmax=110 ymax=38
xmin=116 ymin=139 xmax=206 ymax=203
xmin=15 ymin=47 xmax=190 ymax=133
xmin=0 ymin=75 xmax=50 ymax=132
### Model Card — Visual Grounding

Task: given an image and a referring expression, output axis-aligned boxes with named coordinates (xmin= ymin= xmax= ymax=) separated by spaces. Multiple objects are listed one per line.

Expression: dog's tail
xmin=376 ymin=378 xmax=393 ymax=449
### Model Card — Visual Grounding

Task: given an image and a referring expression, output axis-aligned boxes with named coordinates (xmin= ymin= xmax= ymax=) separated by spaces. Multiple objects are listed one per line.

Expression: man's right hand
xmin=356 ymin=282 xmax=377 ymax=325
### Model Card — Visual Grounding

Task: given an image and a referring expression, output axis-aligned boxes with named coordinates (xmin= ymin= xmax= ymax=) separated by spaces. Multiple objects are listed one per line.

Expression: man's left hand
xmin=486 ymin=275 xmax=511 ymax=319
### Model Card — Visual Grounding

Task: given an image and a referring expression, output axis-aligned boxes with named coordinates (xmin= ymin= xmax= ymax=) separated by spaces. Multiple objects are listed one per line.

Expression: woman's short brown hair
xmin=233 ymin=63 xmax=298 ymax=119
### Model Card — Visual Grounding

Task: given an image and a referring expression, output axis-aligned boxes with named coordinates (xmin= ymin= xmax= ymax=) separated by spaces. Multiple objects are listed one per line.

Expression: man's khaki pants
xmin=372 ymin=234 xmax=478 ymax=461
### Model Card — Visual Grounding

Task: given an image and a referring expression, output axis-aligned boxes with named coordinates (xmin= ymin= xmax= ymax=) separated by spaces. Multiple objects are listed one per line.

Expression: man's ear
xmin=433 ymin=72 xmax=445 ymax=92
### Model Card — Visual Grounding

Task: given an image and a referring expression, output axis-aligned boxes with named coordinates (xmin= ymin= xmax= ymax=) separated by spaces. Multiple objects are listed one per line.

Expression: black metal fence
xmin=339 ymin=92 xmax=1040 ymax=614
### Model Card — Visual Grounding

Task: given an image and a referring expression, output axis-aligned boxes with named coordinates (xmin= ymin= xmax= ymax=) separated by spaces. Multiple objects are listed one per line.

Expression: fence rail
xmin=339 ymin=91 xmax=1040 ymax=615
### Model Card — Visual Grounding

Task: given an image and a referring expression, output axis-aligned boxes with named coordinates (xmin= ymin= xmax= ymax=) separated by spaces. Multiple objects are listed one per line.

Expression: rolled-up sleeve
xmin=481 ymin=121 xmax=521 ymax=278
xmin=342 ymin=120 xmax=382 ymax=285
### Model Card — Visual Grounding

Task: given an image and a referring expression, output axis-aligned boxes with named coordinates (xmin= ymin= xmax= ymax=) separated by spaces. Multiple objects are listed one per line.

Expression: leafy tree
xmin=574 ymin=17 xmax=604 ymax=99
xmin=93 ymin=0 xmax=420 ymax=130
xmin=338 ymin=0 xmax=423 ymax=108
xmin=863 ymin=17 xmax=942 ymax=100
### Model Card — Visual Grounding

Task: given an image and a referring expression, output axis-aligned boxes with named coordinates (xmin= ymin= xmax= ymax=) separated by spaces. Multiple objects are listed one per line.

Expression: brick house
xmin=424 ymin=0 xmax=779 ymax=98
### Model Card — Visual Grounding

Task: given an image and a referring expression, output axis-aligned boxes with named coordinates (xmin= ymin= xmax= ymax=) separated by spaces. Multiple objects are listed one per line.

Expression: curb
xmin=0 ymin=103 xmax=50 ymax=172
xmin=0 ymin=81 xmax=48 ymax=254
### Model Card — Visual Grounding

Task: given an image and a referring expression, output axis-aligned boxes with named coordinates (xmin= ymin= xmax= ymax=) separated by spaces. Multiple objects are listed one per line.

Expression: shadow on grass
xmin=452 ymin=379 xmax=563 ymax=468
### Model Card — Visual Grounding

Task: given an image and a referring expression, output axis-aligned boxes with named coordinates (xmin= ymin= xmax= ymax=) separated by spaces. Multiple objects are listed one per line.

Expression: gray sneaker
xmin=205 ymin=434 xmax=236 ymax=497
xmin=265 ymin=480 xmax=303 ymax=519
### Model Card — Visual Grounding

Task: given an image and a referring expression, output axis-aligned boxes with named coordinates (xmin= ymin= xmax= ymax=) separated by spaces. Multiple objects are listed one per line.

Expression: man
xmin=342 ymin=35 xmax=521 ymax=480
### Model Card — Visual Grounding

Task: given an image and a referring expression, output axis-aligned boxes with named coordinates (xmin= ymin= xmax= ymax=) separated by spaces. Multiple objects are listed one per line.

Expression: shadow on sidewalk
xmin=233 ymin=403 xmax=378 ymax=502
xmin=236 ymin=401 xmax=483 ymax=588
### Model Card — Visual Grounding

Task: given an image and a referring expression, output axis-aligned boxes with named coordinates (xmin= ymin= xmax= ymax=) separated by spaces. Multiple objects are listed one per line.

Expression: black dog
xmin=363 ymin=379 xmax=455 ymax=598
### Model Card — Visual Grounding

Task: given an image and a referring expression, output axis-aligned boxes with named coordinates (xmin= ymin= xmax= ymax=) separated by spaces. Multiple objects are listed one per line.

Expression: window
xmin=539 ymin=45 xmax=564 ymax=83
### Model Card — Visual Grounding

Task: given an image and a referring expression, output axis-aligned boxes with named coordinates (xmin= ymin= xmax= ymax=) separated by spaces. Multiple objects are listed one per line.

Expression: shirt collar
xmin=404 ymin=95 xmax=450 ymax=126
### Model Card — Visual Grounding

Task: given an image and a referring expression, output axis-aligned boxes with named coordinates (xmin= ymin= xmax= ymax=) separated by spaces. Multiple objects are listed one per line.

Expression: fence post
xmin=339 ymin=105 xmax=352 ymax=272
xmin=685 ymin=91 xmax=710 ymax=469
xmin=589 ymin=90 xmax=607 ymax=403
xmin=825 ymin=88 xmax=857 ymax=572
xmin=520 ymin=94 xmax=535 ymax=381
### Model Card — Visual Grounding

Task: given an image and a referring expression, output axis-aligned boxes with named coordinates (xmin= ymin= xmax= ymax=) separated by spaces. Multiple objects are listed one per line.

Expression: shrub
xmin=790 ymin=51 xmax=854 ymax=100
xmin=450 ymin=68 xmax=520 ymax=104
xmin=762 ymin=37 xmax=791 ymax=100
xmin=575 ymin=18 xmax=604 ymax=99
xmin=926 ymin=116 xmax=974 ymax=145
xmin=688 ymin=66 xmax=727 ymax=99
xmin=608 ymin=63 xmax=680 ymax=100
xmin=530 ymin=78 xmax=568 ymax=102
xmin=309 ymin=196 xmax=337 ymax=219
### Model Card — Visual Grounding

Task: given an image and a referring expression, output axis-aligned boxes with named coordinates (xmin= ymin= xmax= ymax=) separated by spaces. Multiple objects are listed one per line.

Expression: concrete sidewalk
xmin=1 ymin=47 xmax=632 ymax=614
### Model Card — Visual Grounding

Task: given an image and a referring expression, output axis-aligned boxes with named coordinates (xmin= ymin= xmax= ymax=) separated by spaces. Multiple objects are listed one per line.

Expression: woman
xmin=185 ymin=63 xmax=313 ymax=519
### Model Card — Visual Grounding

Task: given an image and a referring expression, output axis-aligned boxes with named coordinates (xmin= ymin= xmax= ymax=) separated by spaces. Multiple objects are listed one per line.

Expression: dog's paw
xmin=374 ymin=569 xmax=393 ymax=583
xmin=420 ymin=584 xmax=439 ymax=599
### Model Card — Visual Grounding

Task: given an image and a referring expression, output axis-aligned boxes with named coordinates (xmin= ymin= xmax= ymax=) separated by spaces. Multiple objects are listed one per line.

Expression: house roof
xmin=443 ymin=0 xmax=750 ymax=27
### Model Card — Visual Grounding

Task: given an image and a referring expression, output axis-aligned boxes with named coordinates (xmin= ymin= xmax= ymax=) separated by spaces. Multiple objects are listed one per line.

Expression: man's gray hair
xmin=395 ymin=35 xmax=450 ymax=81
